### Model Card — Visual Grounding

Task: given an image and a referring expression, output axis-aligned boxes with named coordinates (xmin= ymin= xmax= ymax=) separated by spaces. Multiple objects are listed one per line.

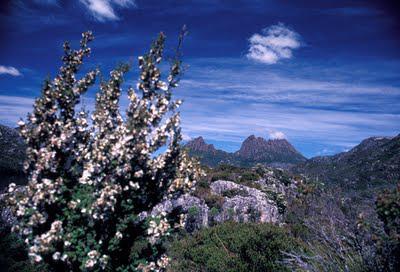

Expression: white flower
xmin=85 ymin=259 xmax=96 ymax=268
xmin=115 ymin=231 xmax=123 ymax=239
xmin=52 ymin=251 xmax=61 ymax=260
xmin=129 ymin=181 xmax=140 ymax=189
xmin=61 ymin=254 xmax=68 ymax=262
xmin=88 ymin=250 xmax=99 ymax=259
xmin=134 ymin=170 xmax=143 ymax=178
xmin=8 ymin=183 xmax=16 ymax=193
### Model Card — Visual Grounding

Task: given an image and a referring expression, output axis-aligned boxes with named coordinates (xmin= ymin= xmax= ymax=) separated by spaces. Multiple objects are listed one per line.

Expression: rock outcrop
xmin=142 ymin=166 xmax=298 ymax=232
xmin=210 ymin=180 xmax=279 ymax=224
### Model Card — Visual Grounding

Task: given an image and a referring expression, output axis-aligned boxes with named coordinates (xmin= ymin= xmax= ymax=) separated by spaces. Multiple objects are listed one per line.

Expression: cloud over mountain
xmin=269 ymin=130 xmax=286 ymax=140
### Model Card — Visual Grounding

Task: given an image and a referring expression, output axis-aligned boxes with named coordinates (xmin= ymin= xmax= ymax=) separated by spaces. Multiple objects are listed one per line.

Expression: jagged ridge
xmin=185 ymin=135 xmax=306 ymax=167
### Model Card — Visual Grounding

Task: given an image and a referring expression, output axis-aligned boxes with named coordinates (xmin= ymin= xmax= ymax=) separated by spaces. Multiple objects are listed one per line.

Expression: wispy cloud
xmin=79 ymin=0 xmax=136 ymax=21
xmin=0 ymin=66 xmax=22 ymax=77
xmin=0 ymin=95 xmax=34 ymax=126
xmin=247 ymin=23 xmax=301 ymax=64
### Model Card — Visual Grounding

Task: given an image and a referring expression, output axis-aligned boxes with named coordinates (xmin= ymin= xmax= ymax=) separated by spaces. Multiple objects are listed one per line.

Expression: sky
xmin=0 ymin=0 xmax=399 ymax=158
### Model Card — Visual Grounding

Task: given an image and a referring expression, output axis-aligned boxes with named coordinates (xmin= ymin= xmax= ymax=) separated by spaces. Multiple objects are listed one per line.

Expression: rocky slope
xmin=185 ymin=135 xmax=306 ymax=168
xmin=141 ymin=166 xmax=300 ymax=232
xmin=0 ymin=125 xmax=26 ymax=189
xmin=292 ymin=135 xmax=400 ymax=189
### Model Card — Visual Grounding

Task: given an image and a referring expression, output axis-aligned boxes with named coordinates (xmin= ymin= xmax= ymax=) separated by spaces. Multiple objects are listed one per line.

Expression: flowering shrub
xmin=5 ymin=29 xmax=201 ymax=271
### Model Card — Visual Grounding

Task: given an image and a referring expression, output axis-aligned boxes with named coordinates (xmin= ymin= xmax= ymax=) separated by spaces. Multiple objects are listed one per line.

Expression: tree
xmin=5 ymin=28 xmax=201 ymax=271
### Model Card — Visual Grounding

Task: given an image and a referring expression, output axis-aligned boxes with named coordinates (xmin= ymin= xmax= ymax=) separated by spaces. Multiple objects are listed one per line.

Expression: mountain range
xmin=185 ymin=134 xmax=400 ymax=188
xmin=185 ymin=135 xmax=306 ymax=167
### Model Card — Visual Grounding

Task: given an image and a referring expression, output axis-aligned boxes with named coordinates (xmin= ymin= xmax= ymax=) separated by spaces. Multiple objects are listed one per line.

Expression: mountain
xmin=185 ymin=136 xmax=217 ymax=153
xmin=292 ymin=135 xmax=400 ymax=189
xmin=185 ymin=135 xmax=306 ymax=167
xmin=0 ymin=124 xmax=26 ymax=189
xmin=235 ymin=135 xmax=306 ymax=166
xmin=184 ymin=137 xmax=235 ymax=167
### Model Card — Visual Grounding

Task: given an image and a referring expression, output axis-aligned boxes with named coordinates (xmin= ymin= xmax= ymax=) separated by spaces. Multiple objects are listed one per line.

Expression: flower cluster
xmin=147 ymin=213 xmax=171 ymax=245
xmin=5 ymin=29 xmax=201 ymax=271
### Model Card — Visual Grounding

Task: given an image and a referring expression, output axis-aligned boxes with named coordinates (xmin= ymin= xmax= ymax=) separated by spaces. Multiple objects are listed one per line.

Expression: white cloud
xmin=181 ymin=133 xmax=192 ymax=141
xmin=0 ymin=65 xmax=22 ymax=76
xmin=247 ymin=23 xmax=301 ymax=64
xmin=268 ymin=130 xmax=286 ymax=140
xmin=79 ymin=0 xmax=135 ymax=21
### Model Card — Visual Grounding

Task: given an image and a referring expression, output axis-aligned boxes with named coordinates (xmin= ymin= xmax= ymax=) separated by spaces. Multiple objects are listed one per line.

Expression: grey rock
xmin=210 ymin=180 xmax=279 ymax=224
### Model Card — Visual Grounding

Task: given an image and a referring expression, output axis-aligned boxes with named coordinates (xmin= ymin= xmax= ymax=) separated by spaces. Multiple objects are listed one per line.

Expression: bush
xmin=4 ymin=29 xmax=201 ymax=271
xmin=167 ymin=222 xmax=304 ymax=272
xmin=374 ymin=184 xmax=400 ymax=271
xmin=238 ymin=171 xmax=260 ymax=184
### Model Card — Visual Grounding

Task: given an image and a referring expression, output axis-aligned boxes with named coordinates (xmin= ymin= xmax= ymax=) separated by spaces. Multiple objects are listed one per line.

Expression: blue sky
xmin=0 ymin=0 xmax=399 ymax=158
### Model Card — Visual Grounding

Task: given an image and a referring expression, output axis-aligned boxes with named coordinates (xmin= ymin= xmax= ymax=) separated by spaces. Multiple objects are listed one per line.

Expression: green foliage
xmin=210 ymin=207 xmax=219 ymax=217
xmin=373 ymin=184 xmax=400 ymax=271
xmin=168 ymin=222 xmax=303 ymax=272
xmin=376 ymin=184 xmax=400 ymax=237
xmin=188 ymin=206 xmax=199 ymax=217
xmin=238 ymin=171 xmax=260 ymax=184
xmin=0 ymin=223 xmax=49 ymax=272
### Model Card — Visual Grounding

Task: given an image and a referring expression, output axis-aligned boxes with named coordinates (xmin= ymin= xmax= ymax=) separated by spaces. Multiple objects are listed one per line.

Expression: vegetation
xmin=167 ymin=222 xmax=305 ymax=272
xmin=0 ymin=216 xmax=49 ymax=272
xmin=374 ymin=184 xmax=400 ymax=271
xmin=3 ymin=29 xmax=201 ymax=272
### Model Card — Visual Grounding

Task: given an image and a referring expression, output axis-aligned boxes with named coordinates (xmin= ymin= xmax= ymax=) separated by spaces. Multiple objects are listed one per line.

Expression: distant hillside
xmin=185 ymin=135 xmax=306 ymax=167
xmin=292 ymin=135 xmax=400 ymax=189
xmin=0 ymin=124 xmax=26 ymax=189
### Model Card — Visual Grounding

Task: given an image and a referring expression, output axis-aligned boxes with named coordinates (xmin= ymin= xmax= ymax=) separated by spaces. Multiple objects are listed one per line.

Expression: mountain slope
xmin=184 ymin=137 xmax=235 ymax=167
xmin=0 ymin=124 xmax=26 ymax=189
xmin=185 ymin=135 xmax=306 ymax=167
xmin=292 ymin=135 xmax=400 ymax=189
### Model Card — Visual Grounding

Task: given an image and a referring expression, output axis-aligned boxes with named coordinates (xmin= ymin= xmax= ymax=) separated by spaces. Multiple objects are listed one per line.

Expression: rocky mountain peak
xmin=185 ymin=136 xmax=217 ymax=153
xmin=236 ymin=135 xmax=305 ymax=163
